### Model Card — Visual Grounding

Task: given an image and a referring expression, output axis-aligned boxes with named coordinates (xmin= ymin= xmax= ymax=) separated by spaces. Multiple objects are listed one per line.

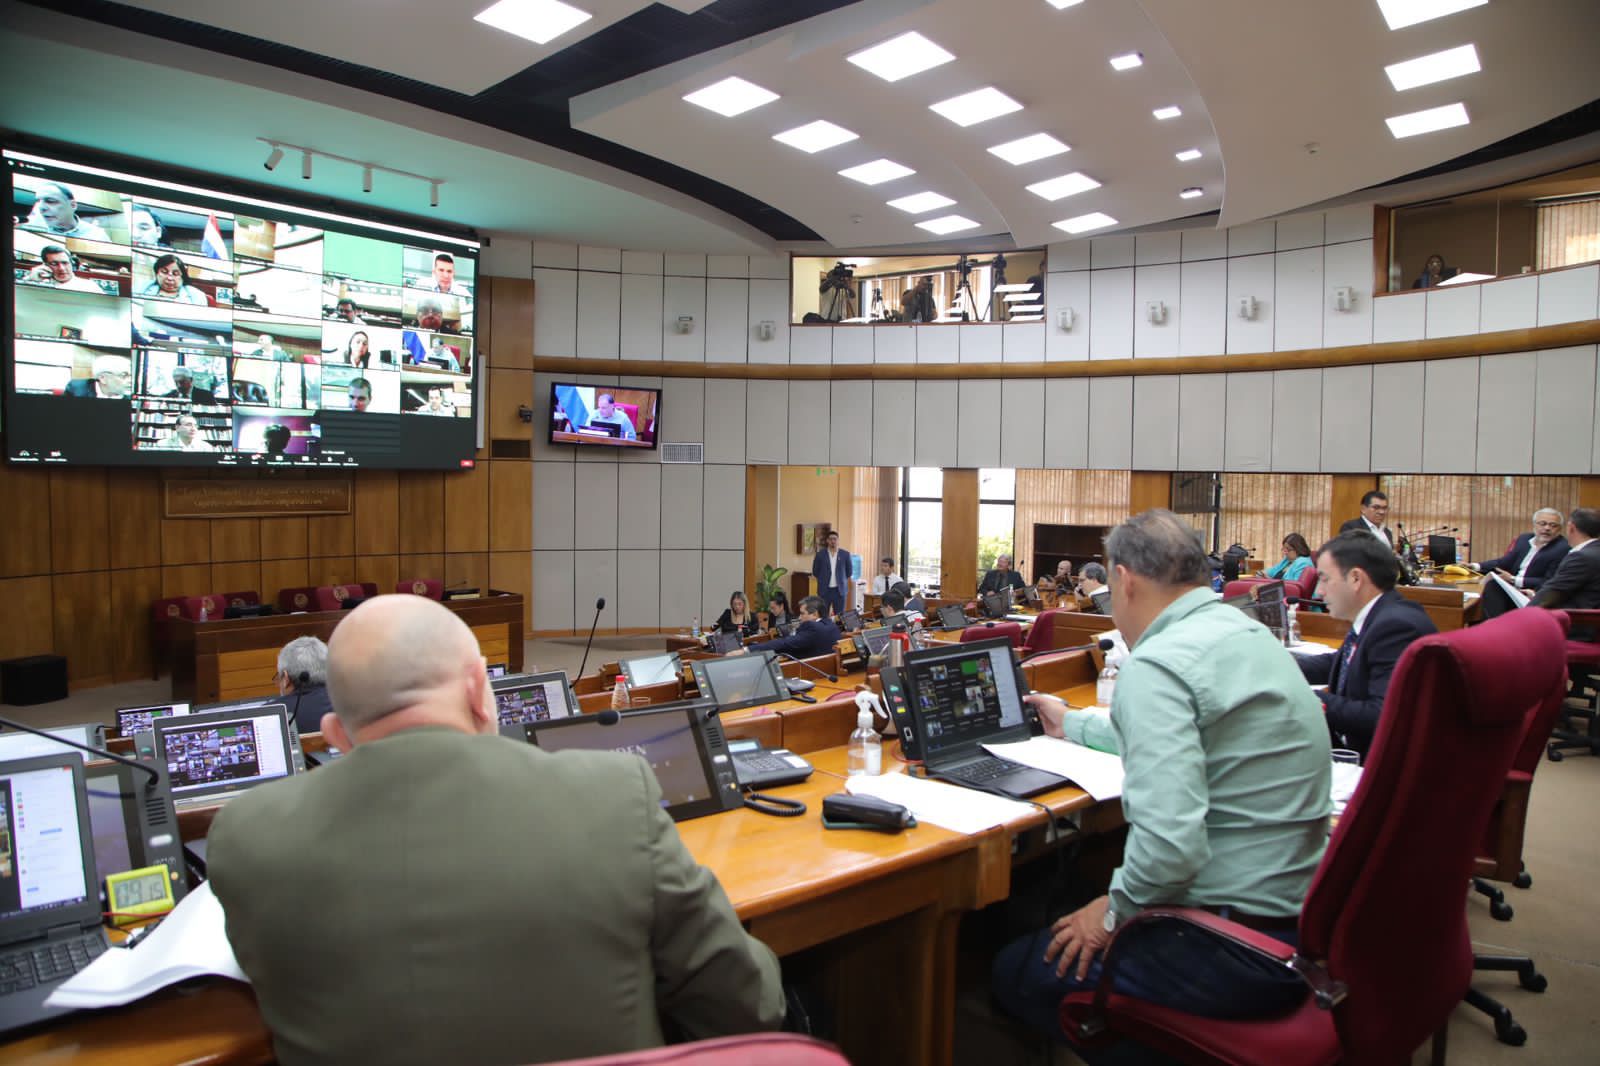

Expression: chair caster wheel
xmin=1514 ymin=871 xmax=1532 ymax=889
xmin=1521 ymin=972 xmax=1548 ymax=993
xmin=1494 ymin=1018 xmax=1527 ymax=1046
xmin=1547 ymin=748 xmax=1564 ymax=762
xmin=1490 ymin=899 xmax=1514 ymax=922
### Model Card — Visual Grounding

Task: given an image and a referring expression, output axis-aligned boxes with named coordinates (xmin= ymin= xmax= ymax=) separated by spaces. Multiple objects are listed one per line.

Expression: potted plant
xmin=753 ymin=563 xmax=787 ymax=628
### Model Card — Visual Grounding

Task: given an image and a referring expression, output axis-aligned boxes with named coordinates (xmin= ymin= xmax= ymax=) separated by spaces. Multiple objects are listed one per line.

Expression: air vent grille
xmin=661 ymin=442 xmax=704 ymax=464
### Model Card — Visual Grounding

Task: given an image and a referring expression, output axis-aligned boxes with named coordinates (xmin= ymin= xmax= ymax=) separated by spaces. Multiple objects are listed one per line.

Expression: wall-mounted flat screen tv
xmin=5 ymin=146 xmax=480 ymax=470
xmin=549 ymin=382 xmax=660 ymax=451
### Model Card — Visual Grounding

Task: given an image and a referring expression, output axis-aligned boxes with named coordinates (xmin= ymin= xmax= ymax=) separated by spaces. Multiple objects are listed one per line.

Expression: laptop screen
xmin=860 ymin=625 xmax=895 ymax=656
xmin=938 ymin=605 xmax=969 ymax=630
xmin=492 ymin=671 xmax=577 ymax=725
xmin=903 ymin=640 xmax=1028 ymax=761
xmin=619 ymin=652 xmax=679 ymax=688
xmin=708 ymin=630 xmax=743 ymax=654
xmin=528 ymin=701 xmax=719 ymax=816
xmin=982 ymin=589 xmax=1012 ymax=618
xmin=154 ymin=706 xmax=295 ymax=801
xmin=691 ymin=652 xmax=788 ymax=712
xmin=0 ymin=724 xmax=103 ymax=764
xmin=838 ymin=609 xmax=862 ymax=632
xmin=116 ymin=702 xmax=192 ymax=737
xmin=0 ymin=757 xmax=94 ymax=930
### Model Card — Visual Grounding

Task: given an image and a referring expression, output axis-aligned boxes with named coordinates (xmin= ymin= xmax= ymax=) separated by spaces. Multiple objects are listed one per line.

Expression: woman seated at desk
xmin=764 ymin=591 xmax=793 ymax=632
xmin=1266 ymin=533 xmax=1315 ymax=585
xmin=713 ymin=591 xmax=759 ymax=637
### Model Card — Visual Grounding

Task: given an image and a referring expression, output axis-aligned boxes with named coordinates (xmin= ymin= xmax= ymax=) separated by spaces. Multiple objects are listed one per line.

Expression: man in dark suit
xmin=63 ymin=354 xmax=131 ymax=398
xmin=208 ymin=595 xmax=784 ymax=1065
xmin=749 ymin=595 xmax=841 ymax=661
xmin=811 ymin=529 xmax=852 ymax=618
xmin=1533 ymin=508 xmax=1600 ymax=638
xmin=978 ymin=554 xmax=1028 ymax=597
xmin=164 ymin=365 xmax=217 ymax=404
xmin=1338 ymin=490 xmax=1396 ymax=552
xmin=1296 ymin=531 xmax=1436 ymax=758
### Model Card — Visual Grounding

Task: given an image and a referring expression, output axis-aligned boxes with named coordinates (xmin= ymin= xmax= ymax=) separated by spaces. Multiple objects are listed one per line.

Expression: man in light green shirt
xmin=994 ymin=510 xmax=1330 ymax=1053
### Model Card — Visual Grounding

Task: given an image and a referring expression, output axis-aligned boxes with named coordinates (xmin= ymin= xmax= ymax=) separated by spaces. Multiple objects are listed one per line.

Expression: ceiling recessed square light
xmin=1025 ymin=172 xmax=1101 ymax=201
xmin=838 ymin=158 xmax=916 ymax=185
xmin=1046 ymin=0 xmax=1086 ymax=8
xmin=1053 ymin=212 xmax=1118 ymax=235
xmin=887 ymin=191 xmax=957 ymax=214
xmin=846 ymin=31 xmax=955 ymax=82
xmin=1152 ymin=106 xmax=1182 ymax=120
xmin=773 ymin=120 xmax=859 ymax=153
xmin=1375 ymin=0 xmax=1487 ymax=31
xmin=1175 ymin=148 xmax=1202 ymax=161
xmin=916 ymin=214 xmax=981 ymax=235
xmin=1386 ymin=101 xmax=1470 ymax=138
xmin=930 ymin=87 xmax=1024 ymax=127
xmin=682 ymin=76 xmax=779 ymax=117
xmin=1179 ymin=186 xmax=1204 ymax=199
xmin=988 ymin=133 xmax=1070 ymax=165
xmin=1385 ymin=44 xmax=1481 ymax=91
xmin=474 ymin=0 xmax=593 ymax=45
xmin=1109 ymin=52 xmax=1143 ymax=71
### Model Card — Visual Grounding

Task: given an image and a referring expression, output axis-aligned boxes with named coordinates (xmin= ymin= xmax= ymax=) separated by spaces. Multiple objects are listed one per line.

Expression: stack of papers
xmin=982 ymin=736 xmax=1126 ymax=800
xmin=1331 ymin=762 xmax=1363 ymax=817
xmin=844 ymin=772 xmax=1034 ymax=833
xmin=1288 ymin=641 xmax=1336 ymax=656
xmin=46 ymin=882 xmax=248 ymax=1010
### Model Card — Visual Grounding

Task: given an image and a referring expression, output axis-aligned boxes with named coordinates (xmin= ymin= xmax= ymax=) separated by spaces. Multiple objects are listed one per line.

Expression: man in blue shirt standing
xmin=811 ymin=530 xmax=852 ymax=619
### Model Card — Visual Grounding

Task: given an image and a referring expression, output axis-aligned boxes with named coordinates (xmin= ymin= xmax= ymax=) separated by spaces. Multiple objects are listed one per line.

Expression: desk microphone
xmin=774 ymin=652 xmax=838 ymax=683
xmin=595 ymin=708 xmax=621 ymax=726
xmin=576 ymin=597 xmax=606 ymax=680
xmin=0 ymin=714 xmax=161 ymax=790
xmin=1021 ymin=637 xmax=1114 ymax=663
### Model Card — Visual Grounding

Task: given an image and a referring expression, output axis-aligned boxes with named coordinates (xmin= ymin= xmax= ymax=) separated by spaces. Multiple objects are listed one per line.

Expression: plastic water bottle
xmin=1095 ymin=659 xmax=1118 ymax=708
xmin=1286 ymin=604 xmax=1301 ymax=646
xmin=198 ymin=602 xmax=208 ymax=623
xmin=691 ymin=615 xmax=700 ymax=639
xmin=611 ymin=675 xmax=630 ymax=710
xmin=848 ymin=708 xmax=882 ymax=776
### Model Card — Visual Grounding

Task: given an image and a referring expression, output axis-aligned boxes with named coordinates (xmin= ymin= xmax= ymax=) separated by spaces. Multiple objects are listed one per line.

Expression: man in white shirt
xmin=586 ymin=392 xmax=637 ymax=440
xmin=811 ymin=530 xmax=852 ymax=619
xmin=1480 ymin=509 xmax=1570 ymax=593
xmin=1338 ymin=491 xmax=1396 ymax=552
xmin=153 ymin=413 xmax=214 ymax=451
xmin=1078 ymin=563 xmax=1112 ymax=614
xmin=869 ymin=557 xmax=903 ymax=596
xmin=27 ymin=245 xmax=104 ymax=293
xmin=1532 ymin=509 xmax=1600 ymax=638
xmin=428 ymin=253 xmax=469 ymax=296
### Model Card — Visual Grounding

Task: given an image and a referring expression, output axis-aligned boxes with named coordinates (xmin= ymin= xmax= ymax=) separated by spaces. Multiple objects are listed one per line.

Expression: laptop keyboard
xmin=0 ymin=933 xmax=106 ymax=996
xmin=942 ymin=757 xmax=1019 ymax=786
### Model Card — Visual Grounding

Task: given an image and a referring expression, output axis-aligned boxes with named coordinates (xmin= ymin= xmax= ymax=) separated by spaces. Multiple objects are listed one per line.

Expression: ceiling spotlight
xmin=263 ymin=145 xmax=284 ymax=171
xmin=1175 ymin=148 xmax=1202 ymax=161
xmin=1053 ymin=212 xmax=1118 ymax=235
xmin=1025 ymin=172 xmax=1101 ymax=201
xmin=838 ymin=158 xmax=916 ymax=185
xmin=1109 ymin=52 xmax=1143 ymax=71
xmin=930 ymin=87 xmax=1023 ymax=127
xmin=474 ymin=0 xmax=594 ymax=45
xmin=887 ymin=191 xmax=957 ymax=214
xmin=1045 ymin=0 xmax=1086 ymax=8
xmin=1180 ymin=186 xmax=1204 ymax=199
xmin=301 ymin=151 xmax=313 ymax=180
xmin=846 ymin=31 xmax=955 ymax=83
xmin=1375 ymin=0 xmax=1487 ymax=31
xmin=1384 ymin=44 xmax=1481 ymax=91
xmin=1152 ymin=106 xmax=1182 ymax=120
xmin=1386 ymin=101 xmax=1470 ymax=138
xmin=430 ymin=181 xmax=441 ymax=208
xmin=773 ymin=120 xmax=858 ymax=153
xmin=683 ymin=76 xmax=779 ymax=117
xmin=988 ymin=133 xmax=1070 ymax=165
xmin=362 ymin=166 xmax=374 ymax=194
xmin=916 ymin=214 xmax=980 ymax=235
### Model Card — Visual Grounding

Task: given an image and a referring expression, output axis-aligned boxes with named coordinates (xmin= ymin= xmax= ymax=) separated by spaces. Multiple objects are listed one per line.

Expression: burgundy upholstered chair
xmin=1020 ymin=608 xmax=1066 ymax=657
xmin=397 ymin=578 xmax=445 ymax=600
xmin=1547 ymin=607 xmax=1600 ymax=760
xmin=278 ymin=586 xmax=318 ymax=614
xmin=960 ymin=621 xmax=1022 ymax=650
xmin=312 ymin=584 xmax=366 ymax=612
xmin=1058 ymin=607 xmax=1568 ymax=1065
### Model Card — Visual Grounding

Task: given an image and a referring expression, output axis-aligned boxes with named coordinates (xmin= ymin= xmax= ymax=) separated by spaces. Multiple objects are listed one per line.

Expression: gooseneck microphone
xmin=0 ymin=714 xmax=161 ymax=790
xmin=595 ymin=709 xmax=621 ymax=726
xmin=774 ymin=652 xmax=839 ymax=683
xmin=576 ymin=596 xmax=606 ymax=680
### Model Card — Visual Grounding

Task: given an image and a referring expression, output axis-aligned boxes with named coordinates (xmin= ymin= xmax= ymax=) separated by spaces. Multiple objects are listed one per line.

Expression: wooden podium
xmin=167 ymin=592 xmax=525 ymax=703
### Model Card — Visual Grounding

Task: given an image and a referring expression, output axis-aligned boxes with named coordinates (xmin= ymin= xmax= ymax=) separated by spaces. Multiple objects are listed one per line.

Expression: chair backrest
xmin=312 ymin=584 xmax=365 ymax=612
xmin=778 ymin=652 xmax=843 ymax=681
xmin=221 ymin=589 xmax=260 ymax=609
xmin=1021 ymin=608 xmax=1064 ymax=654
xmin=961 ymin=621 xmax=1022 ymax=650
xmin=533 ymin=1032 xmax=850 ymax=1065
xmin=179 ymin=593 xmax=225 ymax=620
xmin=278 ymin=586 xmax=318 ymax=613
xmin=1301 ymin=609 xmax=1568 ymax=1061
xmin=358 ymin=582 xmax=379 ymax=599
xmin=151 ymin=595 xmax=188 ymax=623
xmin=397 ymin=578 xmax=444 ymax=600
xmin=1220 ymin=579 xmax=1263 ymax=599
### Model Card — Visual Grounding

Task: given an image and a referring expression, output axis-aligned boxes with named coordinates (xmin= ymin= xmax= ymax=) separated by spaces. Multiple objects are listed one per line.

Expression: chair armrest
xmin=1073 ymin=907 xmax=1346 ymax=1040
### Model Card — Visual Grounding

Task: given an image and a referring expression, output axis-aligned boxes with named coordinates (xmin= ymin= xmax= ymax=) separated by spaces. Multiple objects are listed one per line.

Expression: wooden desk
xmin=168 ymin=594 xmax=524 ymax=704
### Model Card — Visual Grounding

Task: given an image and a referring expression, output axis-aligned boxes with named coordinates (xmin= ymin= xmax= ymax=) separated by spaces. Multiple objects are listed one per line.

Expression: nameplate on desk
xmin=165 ymin=479 xmax=353 ymax=518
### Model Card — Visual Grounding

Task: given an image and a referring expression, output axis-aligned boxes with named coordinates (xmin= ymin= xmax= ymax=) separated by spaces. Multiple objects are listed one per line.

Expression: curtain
xmin=1536 ymin=198 xmax=1600 ymax=271
xmin=1014 ymin=470 xmax=1131 ymax=573
xmin=1214 ymin=474 xmax=1332 ymax=557
xmin=850 ymin=467 xmax=899 ymax=580
xmin=1379 ymin=475 xmax=1582 ymax=560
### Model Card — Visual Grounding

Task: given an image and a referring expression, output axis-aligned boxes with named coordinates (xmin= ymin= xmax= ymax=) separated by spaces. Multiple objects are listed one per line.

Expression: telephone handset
xmin=726 ymin=738 xmax=813 ymax=790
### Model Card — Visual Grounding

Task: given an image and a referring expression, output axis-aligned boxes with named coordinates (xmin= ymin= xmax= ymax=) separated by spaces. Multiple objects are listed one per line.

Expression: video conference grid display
xmin=907 ymin=647 xmax=1025 ymax=758
xmin=161 ymin=715 xmax=290 ymax=793
xmin=495 ymin=678 xmax=575 ymax=725
xmin=6 ymin=149 xmax=479 ymax=469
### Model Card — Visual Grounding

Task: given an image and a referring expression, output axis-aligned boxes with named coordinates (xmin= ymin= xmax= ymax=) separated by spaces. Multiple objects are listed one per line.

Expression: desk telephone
xmin=726 ymin=738 xmax=813 ymax=790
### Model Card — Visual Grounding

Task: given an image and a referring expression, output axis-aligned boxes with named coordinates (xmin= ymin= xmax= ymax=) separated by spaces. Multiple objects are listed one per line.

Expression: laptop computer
xmin=0 ymin=725 xmax=107 ymax=765
xmin=838 ymin=609 xmax=863 ymax=633
xmin=981 ymin=588 xmax=1013 ymax=619
xmin=619 ymin=652 xmax=680 ymax=688
xmin=1428 ymin=534 xmax=1458 ymax=567
xmin=151 ymin=704 xmax=301 ymax=810
xmin=901 ymin=637 xmax=1068 ymax=798
xmin=708 ymin=630 xmax=744 ymax=655
xmin=0 ymin=753 xmax=109 ymax=1036
xmin=689 ymin=651 xmax=795 ymax=712
xmin=491 ymin=670 xmax=579 ymax=726
xmin=937 ymin=604 xmax=970 ymax=630
xmin=776 ymin=620 xmax=800 ymax=637
xmin=114 ymin=702 xmax=191 ymax=739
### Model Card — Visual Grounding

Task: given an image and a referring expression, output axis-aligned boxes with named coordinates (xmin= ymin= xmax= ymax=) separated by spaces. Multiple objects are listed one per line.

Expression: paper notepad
xmin=982 ymin=735 xmax=1126 ymax=801
xmin=46 ymin=882 xmax=248 ymax=1010
xmin=844 ymin=771 xmax=1034 ymax=834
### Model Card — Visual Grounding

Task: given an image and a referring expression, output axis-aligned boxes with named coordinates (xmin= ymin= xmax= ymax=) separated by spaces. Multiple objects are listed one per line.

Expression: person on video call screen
xmin=587 ymin=392 xmax=636 ymax=441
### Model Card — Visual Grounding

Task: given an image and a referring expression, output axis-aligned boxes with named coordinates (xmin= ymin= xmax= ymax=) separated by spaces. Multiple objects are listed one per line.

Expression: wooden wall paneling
xmin=260 ymin=517 xmax=309 ymax=560
xmin=307 ymin=557 xmax=357 ymax=587
xmin=355 ymin=554 xmax=400 ymax=595
xmin=209 ymin=519 xmax=261 ymax=563
xmin=398 ymin=553 xmax=446 ymax=583
xmin=158 ymin=517 xmax=213 ymax=568
xmin=443 ymin=464 xmax=490 ymax=553
xmin=489 ymin=550 xmax=533 ymax=626
xmin=162 ymin=563 xmax=213 ymax=597
xmin=49 ymin=467 xmax=109 ymax=574
xmin=940 ymin=469 xmax=979 ymax=600
xmin=489 ymin=368 xmax=535 ymax=441
xmin=212 ymin=561 xmax=263 ymax=599
xmin=105 ymin=470 xmax=162 ymax=570
xmin=52 ymin=571 xmax=117 ymax=684
xmin=445 ymin=552 xmax=490 ymax=594
xmin=354 ymin=470 xmax=401 ymax=556
xmin=0 ymin=464 xmax=53 ymax=578
xmin=0 ymin=577 xmax=54 ymax=662
xmin=1330 ymin=475 xmax=1377 ymax=541
xmin=489 ymin=277 xmax=535 ymax=369
xmin=260 ymin=558 xmax=311 ymax=604
xmin=398 ymin=472 xmax=447 ymax=554
xmin=1578 ymin=477 xmax=1600 ymax=511
xmin=306 ymin=506 xmax=356 ymax=559
xmin=1128 ymin=472 xmax=1171 ymax=515
xmin=489 ymin=460 xmax=532 ymax=551
xmin=109 ymin=566 xmax=162 ymax=681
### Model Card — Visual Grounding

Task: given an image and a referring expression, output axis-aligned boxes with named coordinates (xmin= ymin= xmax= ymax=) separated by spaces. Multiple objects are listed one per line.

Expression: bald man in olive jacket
xmin=208 ymin=595 xmax=784 ymax=1066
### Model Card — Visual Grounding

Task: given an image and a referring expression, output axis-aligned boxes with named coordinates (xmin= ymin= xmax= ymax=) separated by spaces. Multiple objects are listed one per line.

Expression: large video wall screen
xmin=5 ymin=148 xmax=480 ymax=469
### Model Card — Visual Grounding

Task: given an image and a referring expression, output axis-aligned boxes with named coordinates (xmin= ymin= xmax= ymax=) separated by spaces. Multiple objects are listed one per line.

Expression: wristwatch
xmin=1103 ymin=905 xmax=1118 ymax=933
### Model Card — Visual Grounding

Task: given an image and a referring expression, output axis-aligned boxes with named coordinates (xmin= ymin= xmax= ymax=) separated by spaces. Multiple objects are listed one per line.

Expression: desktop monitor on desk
xmin=0 ymin=722 xmax=106 ymax=763
xmin=115 ymin=702 xmax=191 ymax=738
xmin=619 ymin=652 xmax=680 ymax=688
xmin=491 ymin=671 xmax=578 ymax=726
xmin=1428 ymin=535 xmax=1459 ymax=567
xmin=981 ymin=589 xmax=1012 ymax=619
xmin=689 ymin=651 xmax=790 ymax=713
xmin=151 ymin=703 xmax=300 ymax=807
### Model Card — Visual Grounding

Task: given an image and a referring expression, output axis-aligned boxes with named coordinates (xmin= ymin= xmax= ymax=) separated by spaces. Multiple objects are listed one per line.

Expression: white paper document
xmin=46 ymin=881 xmax=248 ymax=1010
xmin=1288 ymin=641 xmax=1336 ymax=656
xmin=1488 ymin=571 xmax=1531 ymax=608
xmin=982 ymin=735 xmax=1126 ymax=801
xmin=844 ymin=771 xmax=1035 ymax=834
xmin=1330 ymin=762 xmax=1364 ymax=817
